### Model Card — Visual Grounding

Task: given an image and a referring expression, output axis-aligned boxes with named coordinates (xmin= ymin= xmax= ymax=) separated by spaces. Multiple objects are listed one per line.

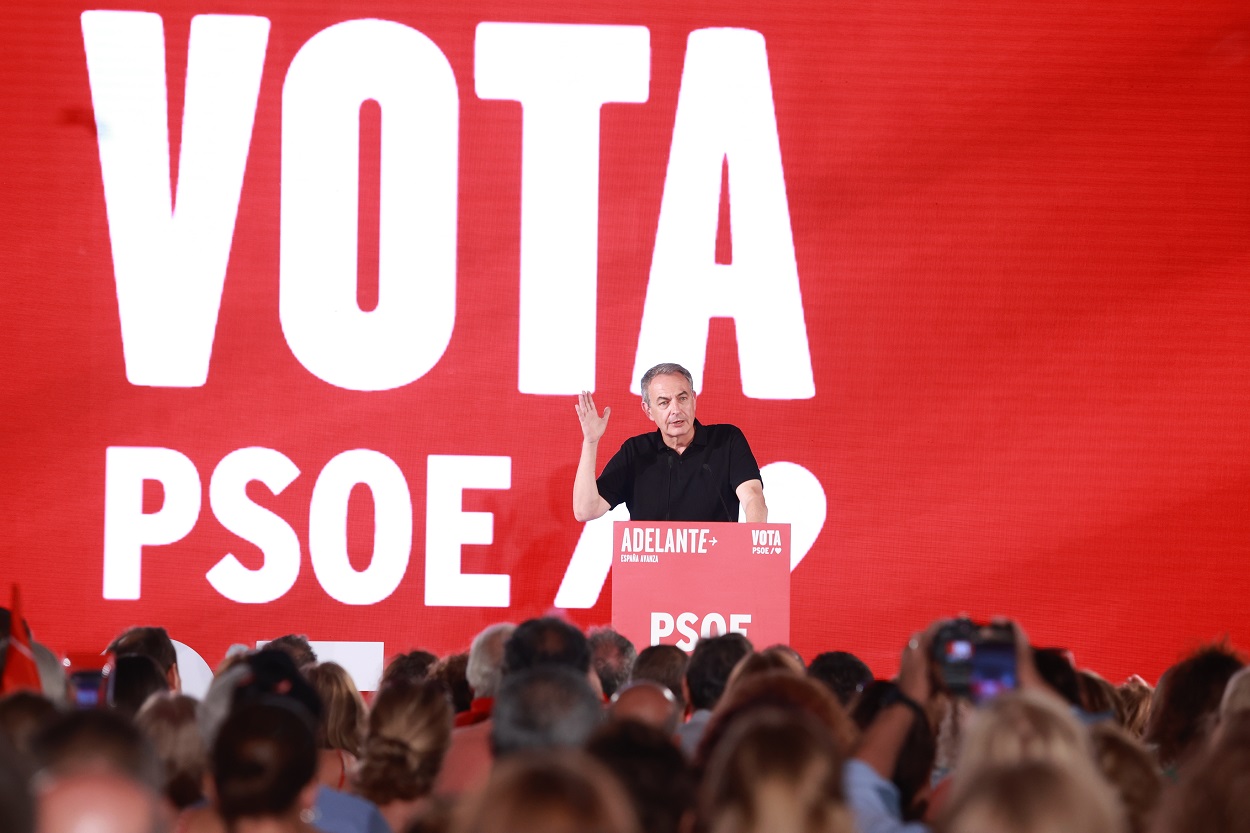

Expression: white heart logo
xmin=756 ymin=461 xmax=827 ymax=572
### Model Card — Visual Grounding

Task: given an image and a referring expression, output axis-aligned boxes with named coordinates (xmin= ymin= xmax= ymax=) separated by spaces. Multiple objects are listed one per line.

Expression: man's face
xmin=643 ymin=373 xmax=696 ymax=445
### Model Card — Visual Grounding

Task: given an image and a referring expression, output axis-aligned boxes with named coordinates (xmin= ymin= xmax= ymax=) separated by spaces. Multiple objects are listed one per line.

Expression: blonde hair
xmin=1088 ymin=723 xmax=1161 ymax=833
xmin=354 ymin=679 xmax=452 ymax=804
xmin=953 ymin=690 xmax=1089 ymax=795
xmin=724 ymin=648 xmax=806 ymax=697
xmin=303 ymin=662 xmax=367 ymax=756
xmin=1077 ymin=670 xmax=1122 ymax=721
xmin=938 ymin=760 xmax=1125 ymax=833
xmin=134 ymin=692 xmax=206 ymax=809
xmin=1116 ymin=676 xmax=1153 ymax=738
xmin=697 ymin=671 xmax=859 ymax=771
xmin=700 ymin=707 xmax=854 ymax=833
xmin=452 ymin=749 xmax=639 ymax=833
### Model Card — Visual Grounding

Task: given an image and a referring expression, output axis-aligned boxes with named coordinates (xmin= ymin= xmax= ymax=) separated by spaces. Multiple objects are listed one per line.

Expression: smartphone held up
xmin=932 ymin=618 xmax=1018 ymax=704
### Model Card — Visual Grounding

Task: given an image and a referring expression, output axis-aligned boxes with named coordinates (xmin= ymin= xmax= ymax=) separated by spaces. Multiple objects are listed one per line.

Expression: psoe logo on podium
xmin=611 ymin=521 xmax=790 ymax=652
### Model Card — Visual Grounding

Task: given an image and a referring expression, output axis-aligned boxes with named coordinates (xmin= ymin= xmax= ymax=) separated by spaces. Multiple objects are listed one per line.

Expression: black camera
xmin=931 ymin=618 xmax=1017 ymax=704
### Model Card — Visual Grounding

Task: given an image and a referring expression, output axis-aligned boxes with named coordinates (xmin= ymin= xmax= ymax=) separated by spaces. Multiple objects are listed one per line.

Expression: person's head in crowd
xmin=807 ymin=651 xmax=873 ymax=707
xmin=261 ymin=634 xmax=317 ymax=669
xmin=1088 ymin=722 xmax=1161 ymax=833
xmin=0 ymin=690 xmax=59 ymax=759
xmin=1219 ymin=664 xmax=1250 ymax=722
xmin=764 ymin=643 xmax=805 ymax=669
xmin=1151 ymin=709 xmax=1250 ymax=833
xmin=233 ymin=649 xmax=322 ymax=718
xmin=214 ymin=646 xmax=253 ymax=677
xmin=134 ymin=692 xmax=206 ymax=811
xmin=588 ymin=627 xmax=637 ymax=698
xmin=196 ymin=663 xmax=252 ymax=754
xmin=950 ymin=689 xmax=1090 ymax=799
xmin=107 ymin=626 xmax=180 ymax=692
xmin=35 ymin=770 xmax=166 ymax=833
xmin=1029 ymin=647 xmax=1082 ymax=707
xmin=354 ymin=678 xmax=452 ymax=832
xmin=466 ymin=623 xmax=515 ymax=702
xmin=1077 ymin=669 xmax=1122 ymax=721
xmin=303 ymin=661 xmax=366 ymax=757
xmin=851 ymin=680 xmax=937 ymax=821
xmin=723 ymin=646 xmax=805 ymax=697
xmin=684 ymin=633 xmax=752 ymax=714
xmin=31 ymin=708 xmax=161 ymax=789
xmin=1143 ymin=641 xmax=1245 ymax=769
xmin=695 ymin=670 xmax=859 ymax=773
xmin=586 ymin=719 xmax=694 ymax=833
xmin=0 ymin=734 xmax=33 ymax=833
xmin=382 ymin=650 xmax=439 ymax=689
xmin=108 ymin=654 xmax=170 ymax=718
xmin=212 ymin=698 xmax=318 ymax=830
xmin=936 ymin=760 xmax=1126 ymax=833
xmin=491 ymin=665 xmax=603 ymax=759
xmin=700 ymin=707 xmax=854 ymax=833
xmin=199 ymin=650 xmax=322 ymax=753
xmin=1117 ymin=675 xmax=1153 ymax=737
xmin=302 ymin=661 xmax=366 ymax=792
xmin=503 ymin=617 xmax=591 ymax=676
xmin=629 ymin=645 xmax=688 ymax=713
xmin=609 ymin=681 xmax=681 ymax=735
xmin=432 ymin=653 xmax=473 ymax=715
xmin=451 ymin=749 xmax=639 ymax=833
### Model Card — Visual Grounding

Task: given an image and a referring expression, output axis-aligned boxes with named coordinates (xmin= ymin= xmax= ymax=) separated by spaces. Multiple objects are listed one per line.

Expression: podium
xmin=611 ymin=521 xmax=790 ymax=652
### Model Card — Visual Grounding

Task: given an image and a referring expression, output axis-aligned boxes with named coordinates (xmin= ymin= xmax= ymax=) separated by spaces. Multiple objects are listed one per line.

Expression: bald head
xmin=610 ymin=681 xmax=680 ymax=735
xmin=37 ymin=772 xmax=166 ymax=833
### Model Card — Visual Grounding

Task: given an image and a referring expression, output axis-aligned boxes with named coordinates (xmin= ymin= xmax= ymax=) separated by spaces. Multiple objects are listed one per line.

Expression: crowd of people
xmin=1 ymin=613 xmax=1248 ymax=833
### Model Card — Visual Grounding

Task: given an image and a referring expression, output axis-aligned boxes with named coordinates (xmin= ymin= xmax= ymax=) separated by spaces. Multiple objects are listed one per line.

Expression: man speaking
xmin=573 ymin=362 xmax=767 ymax=523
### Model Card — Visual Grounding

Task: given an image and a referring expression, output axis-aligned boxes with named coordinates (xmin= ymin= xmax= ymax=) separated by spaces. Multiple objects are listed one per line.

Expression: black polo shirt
xmin=595 ymin=421 xmax=763 ymax=522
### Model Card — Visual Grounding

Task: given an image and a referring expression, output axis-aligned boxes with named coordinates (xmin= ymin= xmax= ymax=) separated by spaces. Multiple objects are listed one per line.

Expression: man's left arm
xmin=727 ymin=425 xmax=767 ymax=522
xmin=735 ymin=479 xmax=767 ymax=522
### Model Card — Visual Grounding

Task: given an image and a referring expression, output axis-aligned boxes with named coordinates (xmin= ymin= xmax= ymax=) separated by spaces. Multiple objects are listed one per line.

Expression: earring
xmin=300 ymin=808 xmax=317 ymax=825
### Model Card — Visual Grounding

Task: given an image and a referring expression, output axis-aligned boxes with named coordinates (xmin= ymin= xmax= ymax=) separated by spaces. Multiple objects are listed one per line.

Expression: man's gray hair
xmin=490 ymin=666 xmax=604 ymax=759
xmin=466 ymin=622 xmax=516 ymax=699
xmin=639 ymin=363 xmax=694 ymax=407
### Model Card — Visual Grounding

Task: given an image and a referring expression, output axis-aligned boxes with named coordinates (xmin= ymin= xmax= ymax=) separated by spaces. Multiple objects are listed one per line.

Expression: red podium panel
xmin=611 ymin=522 xmax=790 ymax=652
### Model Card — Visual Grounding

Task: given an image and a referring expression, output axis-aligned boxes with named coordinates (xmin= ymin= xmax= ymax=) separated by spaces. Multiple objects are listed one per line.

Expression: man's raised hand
xmin=575 ymin=391 xmax=611 ymax=444
xmin=573 ymin=391 xmax=612 ymax=522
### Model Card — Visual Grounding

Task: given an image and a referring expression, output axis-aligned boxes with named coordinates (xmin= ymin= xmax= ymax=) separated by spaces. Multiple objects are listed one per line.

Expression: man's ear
xmin=168 ymin=663 xmax=181 ymax=693
xmin=641 ymin=400 xmax=651 ymax=418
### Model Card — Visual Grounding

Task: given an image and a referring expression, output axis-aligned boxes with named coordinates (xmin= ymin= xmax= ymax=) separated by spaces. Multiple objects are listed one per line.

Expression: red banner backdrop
xmin=2 ymin=0 xmax=1248 ymax=687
